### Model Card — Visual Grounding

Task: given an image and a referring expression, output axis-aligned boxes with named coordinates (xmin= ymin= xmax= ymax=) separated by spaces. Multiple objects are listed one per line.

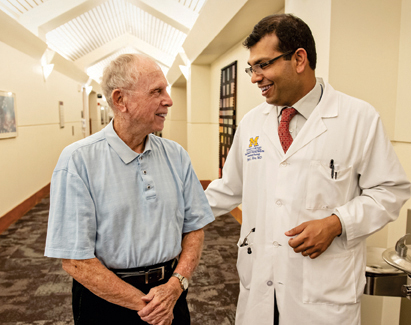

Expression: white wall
xmin=163 ymin=85 xmax=188 ymax=150
xmin=0 ymin=40 xmax=83 ymax=218
xmin=186 ymin=64 xmax=215 ymax=179
xmin=395 ymin=0 xmax=411 ymax=142
xmin=285 ymin=0 xmax=331 ymax=82
xmin=328 ymin=0 xmax=402 ymax=140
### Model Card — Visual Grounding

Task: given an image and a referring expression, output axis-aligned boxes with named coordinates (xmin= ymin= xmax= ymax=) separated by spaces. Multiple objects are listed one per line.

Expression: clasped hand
xmin=285 ymin=214 xmax=342 ymax=259
xmin=137 ymin=281 xmax=182 ymax=325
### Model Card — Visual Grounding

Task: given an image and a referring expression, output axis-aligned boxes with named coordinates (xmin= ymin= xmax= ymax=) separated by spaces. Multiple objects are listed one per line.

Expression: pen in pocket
xmin=329 ymin=159 xmax=338 ymax=179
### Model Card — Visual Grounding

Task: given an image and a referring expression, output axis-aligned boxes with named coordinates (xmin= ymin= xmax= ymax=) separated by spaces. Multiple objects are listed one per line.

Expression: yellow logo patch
xmin=249 ymin=136 xmax=259 ymax=148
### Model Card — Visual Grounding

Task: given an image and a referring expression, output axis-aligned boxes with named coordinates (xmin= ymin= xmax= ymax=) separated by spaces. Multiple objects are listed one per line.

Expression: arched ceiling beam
xmin=18 ymin=0 xmax=89 ymax=38
xmin=37 ymin=0 xmax=108 ymax=41
xmin=36 ymin=0 xmax=193 ymax=41
xmin=0 ymin=1 xmax=20 ymax=20
xmin=125 ymin=0 xmax=197 ymax=31
xmin=74 ymin=33 xmax=174 ymax=71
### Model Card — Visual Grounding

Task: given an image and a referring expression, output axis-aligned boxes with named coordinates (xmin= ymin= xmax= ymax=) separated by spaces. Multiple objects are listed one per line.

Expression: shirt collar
xmin=104 ymin=120 xmax=152 ymax=165
xmin=277 ymin=78 xmax=324 ymax=120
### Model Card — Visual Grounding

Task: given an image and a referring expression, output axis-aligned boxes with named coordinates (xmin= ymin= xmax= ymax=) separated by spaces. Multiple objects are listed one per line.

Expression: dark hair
xmin=243 ymin=14 xmax=317 ymax=70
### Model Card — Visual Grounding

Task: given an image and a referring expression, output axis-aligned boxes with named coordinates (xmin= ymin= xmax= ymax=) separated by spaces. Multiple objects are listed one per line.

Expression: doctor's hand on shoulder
xmin=285 ymin=214 xmax=342 ymax=259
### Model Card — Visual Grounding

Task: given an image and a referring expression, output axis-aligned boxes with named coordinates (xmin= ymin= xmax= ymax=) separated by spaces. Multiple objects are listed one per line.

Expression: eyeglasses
xmin=245 ymin=50 xmax=296 ymax=77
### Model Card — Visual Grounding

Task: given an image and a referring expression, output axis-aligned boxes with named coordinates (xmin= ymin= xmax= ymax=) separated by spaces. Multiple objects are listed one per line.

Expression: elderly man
xmin=205 ymin=14 xmax=410 ymax=325
xmin=45 ymin=54 xmax=214 ymax=325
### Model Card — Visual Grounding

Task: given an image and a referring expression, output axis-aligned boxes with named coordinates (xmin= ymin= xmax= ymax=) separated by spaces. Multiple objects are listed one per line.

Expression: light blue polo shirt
xmin=45 ymin=120 xmax=214 ymax=269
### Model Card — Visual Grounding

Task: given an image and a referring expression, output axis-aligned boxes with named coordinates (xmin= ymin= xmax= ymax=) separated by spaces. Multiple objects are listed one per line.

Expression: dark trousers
xmin=274 ymin=291 xmax=279 ymax=324
xmin=72 ymin=276 xmax=190 ymax=325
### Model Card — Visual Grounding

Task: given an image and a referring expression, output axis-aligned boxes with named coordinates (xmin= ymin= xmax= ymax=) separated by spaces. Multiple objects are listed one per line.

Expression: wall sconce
xmin=41 ymin=48 xmax=55 ymax=81
xmin=42 ymin=64 xmax=54 ymax=81
xmin=178 ymin=49 xmax=191 ymax=81
xmin=179 ymin=65 xmax=189 ymax=80
xmin=84 ymin=78 xmax=93 ymax=95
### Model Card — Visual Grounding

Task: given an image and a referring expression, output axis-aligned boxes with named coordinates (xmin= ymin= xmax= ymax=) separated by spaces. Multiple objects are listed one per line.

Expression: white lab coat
xmin=205 ymin=81 xmax=410 ymax=325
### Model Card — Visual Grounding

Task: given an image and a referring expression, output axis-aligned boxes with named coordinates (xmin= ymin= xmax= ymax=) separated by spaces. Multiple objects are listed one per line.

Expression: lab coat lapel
xmin=284 ymin=108 xmax=327 ymax=159
xmin=284 ymin=82 xmax=339 ymax=160
xmin=262 ymin=104 xmax=284 ymax=155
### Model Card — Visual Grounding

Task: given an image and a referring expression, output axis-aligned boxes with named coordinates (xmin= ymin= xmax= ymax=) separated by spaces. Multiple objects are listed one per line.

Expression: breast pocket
xmin=306 ymin=161 xmax=353 ymax=210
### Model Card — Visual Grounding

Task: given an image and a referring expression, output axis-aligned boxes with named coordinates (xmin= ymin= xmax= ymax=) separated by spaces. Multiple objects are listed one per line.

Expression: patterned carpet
xmin=0 ymin=196 xmax=240 ymax=325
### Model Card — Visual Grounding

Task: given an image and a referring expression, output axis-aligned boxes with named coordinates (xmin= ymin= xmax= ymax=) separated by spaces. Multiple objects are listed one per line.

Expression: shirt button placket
xmin=140 ymin=155 xmax=151 ymax=194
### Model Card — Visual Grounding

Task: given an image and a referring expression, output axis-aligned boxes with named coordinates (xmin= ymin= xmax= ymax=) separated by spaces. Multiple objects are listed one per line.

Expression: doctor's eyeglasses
xmin=245 ymin=50 xmax=296 ymax=76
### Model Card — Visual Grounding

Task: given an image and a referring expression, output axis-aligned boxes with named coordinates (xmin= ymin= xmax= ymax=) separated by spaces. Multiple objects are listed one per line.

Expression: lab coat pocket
xmin=303 ymin=250 xmax=357 ymax=305
xmin=306 ymin=161 xmax=352 ymax=210
xmin=236 ymin=239 xmax=254 ymax=290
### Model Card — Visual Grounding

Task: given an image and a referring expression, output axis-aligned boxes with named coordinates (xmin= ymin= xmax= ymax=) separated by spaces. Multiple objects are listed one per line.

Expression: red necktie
xmin=278 ymin=107 xmax=297 ymax=153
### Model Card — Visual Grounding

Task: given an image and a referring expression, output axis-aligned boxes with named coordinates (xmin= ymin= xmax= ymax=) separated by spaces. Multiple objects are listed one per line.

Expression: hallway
xmin=0 ymin=196 xmax=240 ymax=325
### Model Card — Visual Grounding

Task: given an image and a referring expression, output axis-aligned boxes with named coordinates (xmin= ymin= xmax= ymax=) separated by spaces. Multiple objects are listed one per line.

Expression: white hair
xmin=101 ymin=54 xmax=155 ymax=109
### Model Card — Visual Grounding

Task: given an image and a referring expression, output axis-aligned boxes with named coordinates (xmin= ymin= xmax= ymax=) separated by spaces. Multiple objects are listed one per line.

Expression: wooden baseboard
xmin=200 ymin=180 xmax=242 ymax=224
xmin=0 ymin=183 xmax=50 ymax=234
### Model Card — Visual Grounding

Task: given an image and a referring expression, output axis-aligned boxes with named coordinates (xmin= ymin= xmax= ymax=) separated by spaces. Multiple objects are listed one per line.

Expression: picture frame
xmin=0 ymin=90 xmax=17 ymax=139
xmin=59 ymin=101 xmax=64 ymax=128
xmin=218 ymin=61 xmax=237 ymax=178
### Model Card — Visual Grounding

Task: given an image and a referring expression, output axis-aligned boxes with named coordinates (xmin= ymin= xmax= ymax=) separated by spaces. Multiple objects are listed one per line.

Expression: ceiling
xmin=0 ymin=0 xmax=207 ymax=82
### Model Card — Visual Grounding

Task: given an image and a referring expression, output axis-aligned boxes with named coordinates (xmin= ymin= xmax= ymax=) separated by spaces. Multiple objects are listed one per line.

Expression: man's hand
xmin=138 ymin=278 xmax=182 ymax=325
xmin=285 ymin=214 xmax=342 ymax=259
xmin=138 ymin=228 xmax=204 ymax=324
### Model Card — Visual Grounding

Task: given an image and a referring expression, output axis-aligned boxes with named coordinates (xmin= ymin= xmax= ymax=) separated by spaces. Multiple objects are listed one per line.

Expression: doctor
xmin=205 ymin=14 xmax=410 ymax=325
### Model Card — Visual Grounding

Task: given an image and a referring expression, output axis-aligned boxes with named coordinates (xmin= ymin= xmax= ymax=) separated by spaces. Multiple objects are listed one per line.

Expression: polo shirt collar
xmin=104 ymin=120 xmax=152 ymax=165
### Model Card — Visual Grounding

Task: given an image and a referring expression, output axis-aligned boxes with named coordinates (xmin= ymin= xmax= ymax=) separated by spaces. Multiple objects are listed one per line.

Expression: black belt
xmin=111 ymin=258 xmax=178 ymax=285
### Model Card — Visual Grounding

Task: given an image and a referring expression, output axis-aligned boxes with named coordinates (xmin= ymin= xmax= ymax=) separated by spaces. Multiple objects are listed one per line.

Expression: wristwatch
xmin=171 ymin=273 xmax=189 ymax=291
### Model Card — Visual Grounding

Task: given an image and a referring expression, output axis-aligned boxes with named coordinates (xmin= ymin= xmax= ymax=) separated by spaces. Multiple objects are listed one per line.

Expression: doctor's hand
xmin=137 ymin=279 xmax=182 ymax=325
xmin=285 ymin=214 xmax=342 ymax=259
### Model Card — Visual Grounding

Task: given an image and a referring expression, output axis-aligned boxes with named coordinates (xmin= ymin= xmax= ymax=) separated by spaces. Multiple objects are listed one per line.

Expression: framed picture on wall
xmin=218 ymin=61 xmax=237 ymax=178
xmin=0 ymin=90 xmax=17 ymax=139
xmin=59 ymin=101 xmax=65 ymax=128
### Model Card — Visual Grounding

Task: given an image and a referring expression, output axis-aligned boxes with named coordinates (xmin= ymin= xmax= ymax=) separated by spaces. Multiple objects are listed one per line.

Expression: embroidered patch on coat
xmin=245 ymin=136 xmax=264 ymax=161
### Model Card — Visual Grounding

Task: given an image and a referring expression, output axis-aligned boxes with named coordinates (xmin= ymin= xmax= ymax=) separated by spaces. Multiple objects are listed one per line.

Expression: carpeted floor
xmin=0 ymin=196 xmax=240 ymax=325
